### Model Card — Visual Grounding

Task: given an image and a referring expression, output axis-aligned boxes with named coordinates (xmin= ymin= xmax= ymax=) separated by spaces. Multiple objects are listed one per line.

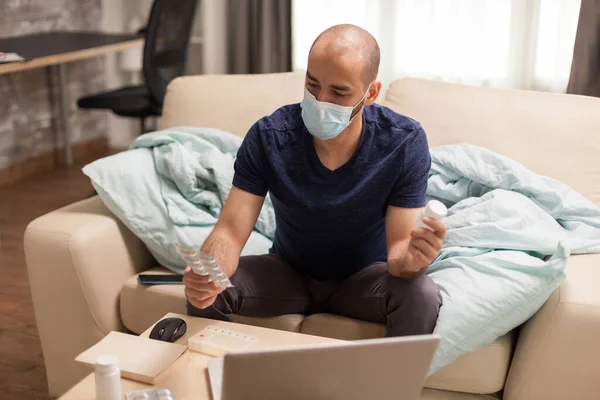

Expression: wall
xmin=0 ymin=0 xmax=229 ymax=172
xmin=0 ymin=0 xmax=108 ymax=171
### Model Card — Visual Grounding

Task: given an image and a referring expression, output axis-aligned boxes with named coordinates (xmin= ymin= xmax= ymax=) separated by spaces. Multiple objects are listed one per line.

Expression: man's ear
xmin=365 ymin=81 xmax=382 ymax=105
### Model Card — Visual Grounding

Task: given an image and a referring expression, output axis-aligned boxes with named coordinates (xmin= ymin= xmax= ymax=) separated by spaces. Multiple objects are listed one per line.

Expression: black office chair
xmin=78 ymin=0 xmax=199 ymax=135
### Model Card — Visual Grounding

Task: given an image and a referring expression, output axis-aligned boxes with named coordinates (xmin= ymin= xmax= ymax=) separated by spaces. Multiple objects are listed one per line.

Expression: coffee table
xmin=59 ymin=312 xmax=339 ymax=400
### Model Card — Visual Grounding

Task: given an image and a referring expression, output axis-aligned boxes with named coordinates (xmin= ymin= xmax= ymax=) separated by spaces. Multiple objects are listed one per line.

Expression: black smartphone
xmin=138 ymin=274 xmax=183 ymax=285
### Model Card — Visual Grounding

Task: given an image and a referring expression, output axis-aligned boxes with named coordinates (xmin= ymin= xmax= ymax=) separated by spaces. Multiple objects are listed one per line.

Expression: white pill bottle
xmin=95 ymin=355 xmax=121 ymax=400
xmin=416 ymin=200 xmax=448 ymax=231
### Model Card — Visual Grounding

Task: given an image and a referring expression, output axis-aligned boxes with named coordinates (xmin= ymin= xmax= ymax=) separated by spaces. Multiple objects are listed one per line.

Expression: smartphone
xmin=138 ymin=274 xmax=183 ymax=285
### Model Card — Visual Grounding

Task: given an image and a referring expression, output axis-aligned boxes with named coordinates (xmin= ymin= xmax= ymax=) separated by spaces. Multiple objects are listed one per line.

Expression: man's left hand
xmin=404 ymin=217 xmax=447 ymax=274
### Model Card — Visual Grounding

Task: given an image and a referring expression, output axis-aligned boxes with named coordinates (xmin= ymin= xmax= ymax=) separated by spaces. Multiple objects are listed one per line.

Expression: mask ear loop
xmin=349 ymin=85 xmax=371 ymax=122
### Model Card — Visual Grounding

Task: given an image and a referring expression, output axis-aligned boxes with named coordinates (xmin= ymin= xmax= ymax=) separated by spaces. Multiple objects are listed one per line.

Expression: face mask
xmin=300 ymin=86 xmax=369 ymax=140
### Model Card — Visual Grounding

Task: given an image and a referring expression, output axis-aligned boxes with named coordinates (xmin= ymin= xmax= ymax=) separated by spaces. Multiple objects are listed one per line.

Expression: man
xmin=183 ymin=24 xmax=446 ymax=336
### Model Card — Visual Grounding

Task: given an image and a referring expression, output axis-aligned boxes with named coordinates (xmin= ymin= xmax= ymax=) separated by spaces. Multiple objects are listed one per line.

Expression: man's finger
xmin=193 ymin=295 xmax=217 ymax=310
xmin=185 ymin=285 xmax=222 ymax=301
xmin=410 ymin=238 xmax=439 ymax=260
xmin=422 ymin=217 xmax=447 ymax=238
xmin=183 ymin=268 xmax=212 ymax=283
xmin=198 ymin=281 xmax=224 ymax=294
xmin=411 ymin=228 xmax=443 ymax=251
xmin=405 ymin=249 xmax=430 ymax=272
xmin=185 ymin=286 xmax=211 ymax=301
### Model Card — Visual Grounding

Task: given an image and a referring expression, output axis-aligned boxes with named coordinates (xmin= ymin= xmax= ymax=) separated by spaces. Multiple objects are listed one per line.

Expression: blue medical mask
xmin=300 ymin=86 xmax=369 ymax=140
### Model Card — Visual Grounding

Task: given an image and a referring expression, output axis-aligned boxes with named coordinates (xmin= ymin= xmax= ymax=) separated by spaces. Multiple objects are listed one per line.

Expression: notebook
xmin=75 ymin=331 xmax=187 ymax=384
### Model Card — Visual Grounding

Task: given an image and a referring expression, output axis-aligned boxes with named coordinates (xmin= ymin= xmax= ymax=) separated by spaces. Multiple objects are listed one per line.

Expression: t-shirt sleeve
xmin=232 ymin=123 xmax=270 ymax=197
xmin=387 ymin=127 xmax=431 ymax=208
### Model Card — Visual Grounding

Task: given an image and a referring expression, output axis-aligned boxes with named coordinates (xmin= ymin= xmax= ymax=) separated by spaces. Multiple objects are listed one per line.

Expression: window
xmin=292 ymin=0 xmax=581 ymax=92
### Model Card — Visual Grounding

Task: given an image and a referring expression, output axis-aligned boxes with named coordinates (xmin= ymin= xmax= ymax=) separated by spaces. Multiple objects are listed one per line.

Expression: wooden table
xmin=0 ymin=31 xmax=143 ymax=166
xmin=59 ymin=313 xmax=338 ymax=400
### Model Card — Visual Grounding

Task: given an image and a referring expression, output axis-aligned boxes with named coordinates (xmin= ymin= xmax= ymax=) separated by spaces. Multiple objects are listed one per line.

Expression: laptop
xmin=207 ymin=334 xmax=440 ymax=400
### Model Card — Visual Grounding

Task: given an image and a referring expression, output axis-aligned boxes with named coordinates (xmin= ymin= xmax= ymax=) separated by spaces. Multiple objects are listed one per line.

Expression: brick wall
xmin=0 ymin=0 xmax=107 ymax=170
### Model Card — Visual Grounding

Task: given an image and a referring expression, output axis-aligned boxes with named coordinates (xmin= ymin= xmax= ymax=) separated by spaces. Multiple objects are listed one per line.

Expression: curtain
xmin=227 ymin=0 xmax=292 ymax=74
xmin=292 ymin=0 xmax=581 ymax=92
xmin=567 ymin=0 xmax=600 ymax=97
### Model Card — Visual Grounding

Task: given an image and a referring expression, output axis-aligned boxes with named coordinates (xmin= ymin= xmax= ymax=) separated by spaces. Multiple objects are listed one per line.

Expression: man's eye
xmin=333 ymin=92 xmax=347 ymax=97
xmin=307 ymin=82 xmax=318 ymax=88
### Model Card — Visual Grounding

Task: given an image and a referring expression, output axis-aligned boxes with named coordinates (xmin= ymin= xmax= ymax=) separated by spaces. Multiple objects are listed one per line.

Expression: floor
xmin=0 ymin=150 xmax=110 ymax=400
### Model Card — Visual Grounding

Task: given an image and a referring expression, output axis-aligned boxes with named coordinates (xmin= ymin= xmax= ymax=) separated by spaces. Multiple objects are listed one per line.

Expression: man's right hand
xmin=183 ymin=187 xmax=265 ymax=310
xmin=183 ymin=267 xmax=226 ymax=309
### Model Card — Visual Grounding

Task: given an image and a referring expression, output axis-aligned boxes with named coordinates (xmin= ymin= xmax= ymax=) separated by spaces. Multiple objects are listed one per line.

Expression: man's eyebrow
xmin=306 ymin=71 xmax=318 ymax=82
xmin=331 ymin=84 xmax=352 ymax=91
xmin=307 ymin=70 xmax=352 ymax=91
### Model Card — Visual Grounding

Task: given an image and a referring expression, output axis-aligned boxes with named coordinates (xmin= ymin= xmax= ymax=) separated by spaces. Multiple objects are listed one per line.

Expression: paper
xmin=0 ymin=52 xmax=25 ymax=63
xmin=75 ymin=331 xmax=187 ymax=384
xmin=207 ymin=357 xmax=224 ymax=400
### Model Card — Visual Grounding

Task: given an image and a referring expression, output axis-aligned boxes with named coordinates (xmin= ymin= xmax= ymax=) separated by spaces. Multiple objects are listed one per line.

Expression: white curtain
xmin=292 ymin=0 xmax=582 ymax=92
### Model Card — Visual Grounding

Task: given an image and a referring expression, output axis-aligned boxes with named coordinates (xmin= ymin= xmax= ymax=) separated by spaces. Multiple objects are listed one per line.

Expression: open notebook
xmin=76 ymin=331 xmax=187 ymax=384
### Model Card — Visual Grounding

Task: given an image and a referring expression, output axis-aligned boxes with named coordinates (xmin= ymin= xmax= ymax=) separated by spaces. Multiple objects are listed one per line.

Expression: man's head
xmin=305 ymin=24 xmax=382 ymax=108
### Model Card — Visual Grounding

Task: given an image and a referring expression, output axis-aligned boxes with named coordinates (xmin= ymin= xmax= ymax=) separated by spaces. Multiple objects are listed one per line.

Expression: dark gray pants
xmin=186 ymin=254 xmax=441 ymax=336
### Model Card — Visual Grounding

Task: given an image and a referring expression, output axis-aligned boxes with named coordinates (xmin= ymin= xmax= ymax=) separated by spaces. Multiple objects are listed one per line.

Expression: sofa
xmin=24 ymin=72 xmax=600 ymax=399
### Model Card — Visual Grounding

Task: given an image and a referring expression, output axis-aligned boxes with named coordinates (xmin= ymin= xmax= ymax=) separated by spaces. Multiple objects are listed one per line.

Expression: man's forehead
xmin=306 ymin=50 xmax=365 ymax=86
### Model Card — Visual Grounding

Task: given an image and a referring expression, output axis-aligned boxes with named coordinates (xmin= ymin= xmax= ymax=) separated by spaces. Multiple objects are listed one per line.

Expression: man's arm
xmin=183 ymin=186 xmax=264 ymax=310
xmin=386 ymin=205 xmax=446 ymax=280
xmin=201 ymin=186 xmax=265 ymax=277
xmin=185 ymin=120 xmax=270 ymax=310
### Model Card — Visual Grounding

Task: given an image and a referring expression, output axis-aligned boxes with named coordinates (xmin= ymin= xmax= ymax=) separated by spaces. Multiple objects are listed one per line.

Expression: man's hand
xmin=183 ymin=267 xmax=226 ymax=309
xmin=183 ymin=186 xmax=265 ymax=310
xmin=403 ymin=217 xmax=447 ymax=276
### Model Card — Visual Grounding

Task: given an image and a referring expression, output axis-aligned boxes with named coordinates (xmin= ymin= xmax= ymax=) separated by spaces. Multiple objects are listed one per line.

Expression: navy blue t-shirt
xmin=232 ymin=103 xmax=431 ymax=280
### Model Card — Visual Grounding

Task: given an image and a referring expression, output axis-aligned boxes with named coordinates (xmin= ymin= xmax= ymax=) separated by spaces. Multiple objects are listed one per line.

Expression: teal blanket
xmin=424 ymin=144 xmax=600 ymax=372
xmin=83 ymin=127 xmax=600 ymax=375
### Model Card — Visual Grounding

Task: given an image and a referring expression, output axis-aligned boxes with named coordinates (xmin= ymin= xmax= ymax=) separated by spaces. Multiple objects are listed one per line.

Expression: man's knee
xmin=387 ymin=274 xmax=441 ymax=335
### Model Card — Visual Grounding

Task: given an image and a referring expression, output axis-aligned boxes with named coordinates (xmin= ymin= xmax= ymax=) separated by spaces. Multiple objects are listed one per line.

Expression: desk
xmin=0 ymin=31 xmax=143 ymax=166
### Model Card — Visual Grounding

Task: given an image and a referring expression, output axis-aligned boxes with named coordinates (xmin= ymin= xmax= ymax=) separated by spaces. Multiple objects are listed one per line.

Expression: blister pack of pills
xmin=188 ymin=325 xmax=258 ymax=356
xmin=176 ymin=244 xmax=233 ymax=288
xmin=126 ymin=387 xmax=175 ymax=400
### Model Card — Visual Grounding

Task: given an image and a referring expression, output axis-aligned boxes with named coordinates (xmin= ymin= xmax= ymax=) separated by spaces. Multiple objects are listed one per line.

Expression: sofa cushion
xmin=120 ymin=267 xmax=305 ymax=334
xmin=121 ymin=268 xmax=513 ymax=395
xmin=301 ymin=313 xmax=513 ymax=394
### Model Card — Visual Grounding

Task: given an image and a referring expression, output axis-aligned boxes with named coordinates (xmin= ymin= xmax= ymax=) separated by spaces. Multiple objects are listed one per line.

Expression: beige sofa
xmin=25 ymin=72 xmax=600 ymax=399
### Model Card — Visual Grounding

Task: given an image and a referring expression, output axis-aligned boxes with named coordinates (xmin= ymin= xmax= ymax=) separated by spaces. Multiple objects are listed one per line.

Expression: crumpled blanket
xmin=84 ymin=127 xmax=600 ymax=375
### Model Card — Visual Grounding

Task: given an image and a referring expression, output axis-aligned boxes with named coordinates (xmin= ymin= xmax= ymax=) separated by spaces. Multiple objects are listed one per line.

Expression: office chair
xmin=78 ymin=0 xmax=199 ymax=135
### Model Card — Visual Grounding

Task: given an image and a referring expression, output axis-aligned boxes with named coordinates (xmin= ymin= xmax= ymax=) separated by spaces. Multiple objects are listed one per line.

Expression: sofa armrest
xmin=504 ymin=253 xmax=600 ymax=400
xmin=24 ymin=196 xmax=154 ymax=397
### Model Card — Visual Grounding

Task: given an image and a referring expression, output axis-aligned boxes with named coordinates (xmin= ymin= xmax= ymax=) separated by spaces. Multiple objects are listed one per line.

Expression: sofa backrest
xmin=381 ymin=78 xmax=600 ymax=206
xmin=161 ymin=72 xmax=600 ymax=205
xmin=161 ymin=72 xmax=305 ymax=136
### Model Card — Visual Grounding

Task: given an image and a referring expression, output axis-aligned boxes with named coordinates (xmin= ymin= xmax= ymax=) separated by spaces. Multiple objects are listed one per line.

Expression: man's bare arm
xmin=201 ymin=186 xmax=265 ymax=277
xmin=386 ymin=206 xmax=422 ymax=279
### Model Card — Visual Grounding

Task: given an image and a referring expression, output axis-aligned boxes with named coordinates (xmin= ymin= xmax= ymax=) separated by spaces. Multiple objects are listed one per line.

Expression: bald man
xmin=183 ymin=24 xmax=446 ymax=336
